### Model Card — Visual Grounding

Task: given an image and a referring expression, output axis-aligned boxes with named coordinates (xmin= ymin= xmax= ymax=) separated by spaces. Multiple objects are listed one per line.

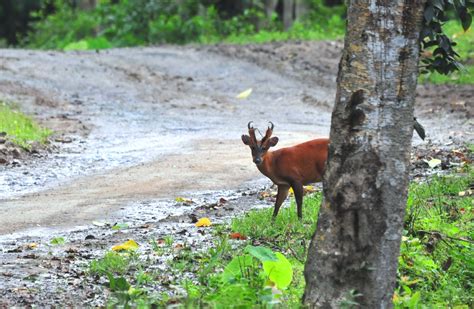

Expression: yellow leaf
xmin=27 ymin=243 xmax=38 ymax=249
xmin=195 ymin=217 xmax=212 ymax=227
xmin=112 ymin=239 xmax=139 ymax=251
xmin=175 ymin=197 xmax=194 ymax=204
xmin=423 ymin=158 xmax=441 ymax=168
xmin=236 ymin=88 xmax=252 ymax=99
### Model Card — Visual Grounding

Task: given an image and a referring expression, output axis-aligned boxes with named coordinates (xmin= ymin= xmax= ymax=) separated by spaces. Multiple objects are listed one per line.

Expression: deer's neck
xmin=257 ymin=152 xmax=274 ymax=180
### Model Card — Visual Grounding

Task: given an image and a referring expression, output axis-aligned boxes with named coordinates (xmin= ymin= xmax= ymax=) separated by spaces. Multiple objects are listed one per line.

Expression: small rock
xmin=55 ymin=137 xmax=73 ymax=143
xmin=0 ymin=138 xmax=5 ymax=144
xmin=0 ymin=156 xmax=7 ymax=164
xmin=28 ymin=141 xmax=42 ymax=154
xmin=11 ymin=149 xmax=21 ymax=158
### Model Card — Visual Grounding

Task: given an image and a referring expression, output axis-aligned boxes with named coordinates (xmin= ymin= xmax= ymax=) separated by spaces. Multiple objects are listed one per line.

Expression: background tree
xmin=303 ymin=1 xmax=427 ymax=307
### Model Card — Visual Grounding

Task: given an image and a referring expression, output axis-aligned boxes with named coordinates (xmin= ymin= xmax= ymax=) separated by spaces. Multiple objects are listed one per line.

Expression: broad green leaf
xmin=262 ymin=252 xmax=293 ymax=289
xmin=50 ymin=237 xmax=65 ymax=245
xmin=246 ymin=245 xmax=278 ymax=262
xmin=222 ymin=254 xmax=254 ymax=282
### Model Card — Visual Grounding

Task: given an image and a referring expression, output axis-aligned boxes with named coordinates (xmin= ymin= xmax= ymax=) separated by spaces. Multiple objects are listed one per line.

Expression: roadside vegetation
xmin=0 ymin=102 xmax=51 ymax=149
xmin=21 ymin=1 xmax=345 ymax=50
xmin=89 ymin=159 xmax=473 ymax=308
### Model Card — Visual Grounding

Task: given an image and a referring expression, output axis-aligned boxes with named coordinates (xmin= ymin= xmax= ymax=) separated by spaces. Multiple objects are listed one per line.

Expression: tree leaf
xmin=246 ymin=245 xmax=278 ymax=262
xmin=423 ymin=158 xmax=442 ymax=168
xmin=111 ymin=239 xmax=139 ymax=251
xmin=262 ymin=252 xmax=293 ymax=289
xmin=175 ymin=197 xmax=194 ymax=204
xmin=195 ymin=217 xmax=212 ymax=227
xmin=222 ymin=254 xmax=254 ymax=282
xmin=236 ymin=88 xmax=252 ymax=99
xmin=432 ymin=0 xmax=444 ymax=10
xmin=459 ymin=8 xmax=472 ymax=31
xmin=424 ymin=5 xmax=435 ymax=22
xmin=229 ymin=232 xmax=248 ymax=240
xmin=112 ymin=222 xmax=129 ymax=230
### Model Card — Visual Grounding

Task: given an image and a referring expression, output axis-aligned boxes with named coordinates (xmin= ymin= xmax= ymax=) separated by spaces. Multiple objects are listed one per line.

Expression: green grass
xmin=223 ymin=18 xmax=345 ymax=44
xmin=89 ymin=163 xmax=473 ymax=308
xmin=0 ymin=102 xmax=51 ymax=148
xmin=420 ymin=20 xmax=474 ymax=84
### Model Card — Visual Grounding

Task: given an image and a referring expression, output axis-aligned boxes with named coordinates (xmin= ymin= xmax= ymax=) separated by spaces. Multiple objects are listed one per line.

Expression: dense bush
xmin=22 ymin=0 xmax=346 ymax=49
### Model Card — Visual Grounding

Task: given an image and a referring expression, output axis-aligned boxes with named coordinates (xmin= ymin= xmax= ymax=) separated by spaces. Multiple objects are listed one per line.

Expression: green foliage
xmin=24 ymin=0 xmax=345 ymax=49
xmin=0 ymin=102 xmax=51 ymax=149
xmin=50 ymin=237 xmax=66 ymax=245
xmin=420 ymin=0 xmax=473 ymax=75
xmin=22 ymin=0 xmax=99 ymax=49
xmin=397 ymin=166 xmax=473 ymax=307
xmin=420 ymin=20 xmax=474 ymax=84
xmin=89 ymin=251 xmax=132 ymax=276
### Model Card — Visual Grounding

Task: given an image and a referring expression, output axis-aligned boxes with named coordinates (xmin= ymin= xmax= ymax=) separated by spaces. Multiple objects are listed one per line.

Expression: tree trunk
xmin=303 ymin=1 xmax=426 ymax=308
xmin=294 ymin=0 xmax=308 ymax=21
xmin=76 ymin=0 xmax=96 ymax=10
xmin=283 ymin=0 xmax=294 ymax=30
xmin=264 ymin=0 xmax=278 ymax=19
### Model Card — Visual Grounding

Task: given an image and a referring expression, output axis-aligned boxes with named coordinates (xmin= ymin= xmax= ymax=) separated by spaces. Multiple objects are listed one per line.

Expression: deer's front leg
xmin=272 ymin=185 xmax=290 ymax=219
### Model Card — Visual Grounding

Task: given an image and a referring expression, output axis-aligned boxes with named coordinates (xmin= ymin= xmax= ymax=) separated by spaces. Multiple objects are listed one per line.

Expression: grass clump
xmin=0 ymin=102 xmax=51 ymax=149
xmin=396 ymin=167 xmax=473 ymax=307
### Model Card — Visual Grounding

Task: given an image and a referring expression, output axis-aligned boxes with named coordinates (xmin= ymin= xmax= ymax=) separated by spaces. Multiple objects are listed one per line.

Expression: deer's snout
xmin=254 ymin=157 xmax=263 ymax=165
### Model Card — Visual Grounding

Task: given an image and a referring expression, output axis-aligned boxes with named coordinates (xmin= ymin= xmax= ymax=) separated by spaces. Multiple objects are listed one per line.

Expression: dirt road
xmin=0 ymin=44 xmax=335 ymax=235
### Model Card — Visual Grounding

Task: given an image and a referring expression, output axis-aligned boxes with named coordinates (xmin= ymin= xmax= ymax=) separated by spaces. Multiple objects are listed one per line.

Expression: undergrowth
xmin=23 ymin=0 xmax=345 ymax=50
xmin=89 ymin=160 xmax=473 ymax=308
xmin=0 ymin=102 xmax=51 ymax=149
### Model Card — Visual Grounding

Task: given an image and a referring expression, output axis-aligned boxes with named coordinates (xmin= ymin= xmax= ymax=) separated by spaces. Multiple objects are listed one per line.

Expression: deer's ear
xmin=268 ymin=136 xmax=279 ymax=147
xmin=242 ymin=135 xmax=251 ymax=145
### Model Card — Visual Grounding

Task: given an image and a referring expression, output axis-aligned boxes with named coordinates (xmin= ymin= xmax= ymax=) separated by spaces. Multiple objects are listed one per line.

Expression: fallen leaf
xmin=236 ymin=88 xmax=252 ymax=99
xmin=195 ymin=217 xmax=212 ymax=227
xmin=92 ymin=221 xmax=107 ymax=227
xmin=219 ymin=197 xmax=228 ymax=204
xmin=112 ymin=239 xmax=139 ymax=251
xmin=27 ymin=243 xmax=38 ymax=250
xmin=458 ymin=190 xmax=472 ymax=197
xmin=424 ymin=158 xmax=442 ymax=168
xmin=112 ymin=223 xmax=129 ymax=230
xmin=175 ymin=197 xmax=194 ymax=204
xmin=229 ymin=232 xmax=247 ymax=240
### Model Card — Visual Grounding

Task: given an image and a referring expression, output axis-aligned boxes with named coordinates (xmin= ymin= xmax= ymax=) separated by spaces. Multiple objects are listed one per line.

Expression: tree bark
xmin=294 ymin=0 xmax=308 ymax=21
xmin=283 ymin=0 xmax=294 ymax=30
xmin=303 ymin=1 xmax=426 ymax=308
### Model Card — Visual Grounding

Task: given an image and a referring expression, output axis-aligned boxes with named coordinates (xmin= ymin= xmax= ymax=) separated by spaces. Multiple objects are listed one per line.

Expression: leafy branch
xmin=420 ymin=0 xmax=473 ymax=74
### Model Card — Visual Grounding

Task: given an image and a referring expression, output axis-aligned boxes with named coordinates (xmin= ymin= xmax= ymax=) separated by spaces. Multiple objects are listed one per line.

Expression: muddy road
xmin=0 ymin=43 xmax=336 ymax=235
